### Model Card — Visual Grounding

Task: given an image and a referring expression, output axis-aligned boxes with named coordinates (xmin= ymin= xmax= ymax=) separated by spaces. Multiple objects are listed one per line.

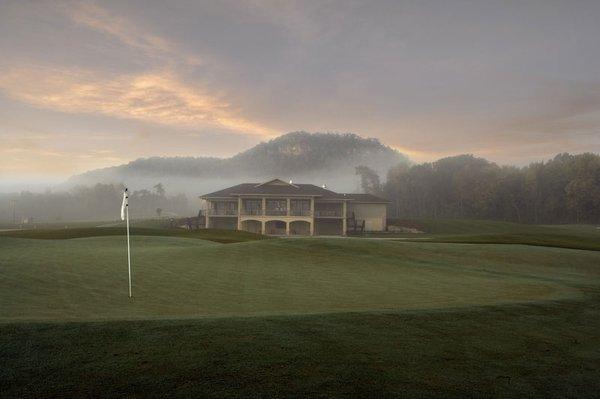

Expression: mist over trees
xmin=67 ymin=132 xmax=407 ymax=196
xmin=0 ymin=183 xmax=190 ymax=224
xmin=4 ymin=128 xmax=599 ymax=225
xmin=74 ymin=131 xmax=405 ymax=178
xmin=358 ymin=153 xmax=600 ymax=224
xmin=1 ymin=132 xmax=407 ymax=223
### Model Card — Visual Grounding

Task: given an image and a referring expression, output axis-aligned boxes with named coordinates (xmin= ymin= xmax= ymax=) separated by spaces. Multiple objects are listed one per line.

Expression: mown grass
xmin=418 ymin=220 xmax=600 ymax=251
xmin=2 ymin=295 xmax=599 ymax=398
xmin=0 ymin=220 xmax=116 ymax=230
xmin=423 ymin=232 xmax=600 ymax=251
xmin=389 ymin=218 xmax=545 ymax=234
xmin=0 ymin=227 xmax=267 ymax=243
xmin=2 ymin=220 xmax=600 ymax=397
xmin=1 ymin=218 xmax=193 ymax=231
xmin=373 ymin=219 xmax=600 ymax=251
xmin=1 ymin=236 xmax=599 ymax=322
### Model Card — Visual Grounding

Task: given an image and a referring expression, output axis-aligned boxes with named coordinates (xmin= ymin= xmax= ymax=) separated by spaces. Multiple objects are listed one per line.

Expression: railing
xmin=314 ymin=210 xmax=342 ymax=217
xmin=207 ymin=209 xmax=238 ymax=216
xmin=265 ymin=209 xmax=288 ymax=216
xmin=240 ymin=208 xmax=263 ymax=216
xmin=226 ymin=208 xmax=316 ymax=217
xmin=290 ymin=210 xmax=312 ymax=216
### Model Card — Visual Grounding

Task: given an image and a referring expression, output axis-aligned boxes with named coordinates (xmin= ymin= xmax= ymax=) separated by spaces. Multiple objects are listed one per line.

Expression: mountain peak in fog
xmin=67 ymin=132 xmax=408 ymax=195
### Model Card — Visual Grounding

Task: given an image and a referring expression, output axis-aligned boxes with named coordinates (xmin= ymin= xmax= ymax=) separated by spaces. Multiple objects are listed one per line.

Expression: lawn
xmin=2 ymin=236 xmax=599 ymax=321
xmin=0 ymin=227 xmax=267 ymax=243
xmin=2 ymin=297 xmax=599 ymax=398
xmin=371 ymin=219 xmax=600 ymax=251
xmin=1 ymin=223 xmax=599 ymax=397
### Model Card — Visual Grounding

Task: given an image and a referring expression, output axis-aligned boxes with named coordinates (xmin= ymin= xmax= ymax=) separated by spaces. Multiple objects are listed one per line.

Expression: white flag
xmin=121 ymin=189 xmax=128 ymax=221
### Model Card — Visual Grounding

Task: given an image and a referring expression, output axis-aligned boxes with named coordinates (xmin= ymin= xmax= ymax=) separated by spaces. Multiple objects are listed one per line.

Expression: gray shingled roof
xmin=201 ymin=181 xmax=347 ymax=199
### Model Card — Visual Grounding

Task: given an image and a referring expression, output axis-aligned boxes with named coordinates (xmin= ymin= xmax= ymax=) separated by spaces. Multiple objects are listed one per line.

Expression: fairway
xmin=1 ymin=234 xmax=599 ymax=321
xmin=2 ymin=228 xmax=600 ymax=397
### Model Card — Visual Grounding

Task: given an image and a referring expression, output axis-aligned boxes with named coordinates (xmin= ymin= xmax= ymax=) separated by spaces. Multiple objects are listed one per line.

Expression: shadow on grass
xmin=2 ymin=294 xmax=599 ymax=398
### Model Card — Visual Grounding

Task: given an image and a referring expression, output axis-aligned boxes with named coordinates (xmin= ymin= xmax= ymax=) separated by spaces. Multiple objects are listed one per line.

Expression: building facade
xmin=201 ymin=179 xmax=389 ymax=236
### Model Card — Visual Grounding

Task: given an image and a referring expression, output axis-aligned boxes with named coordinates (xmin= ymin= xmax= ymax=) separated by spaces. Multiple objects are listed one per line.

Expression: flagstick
xmin=126 ymin=200 xmax=132 ymax=298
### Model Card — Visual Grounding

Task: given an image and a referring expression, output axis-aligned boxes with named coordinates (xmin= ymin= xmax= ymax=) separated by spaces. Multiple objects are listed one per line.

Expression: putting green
xmin=2 ymin=235 xmax=599 ymax=322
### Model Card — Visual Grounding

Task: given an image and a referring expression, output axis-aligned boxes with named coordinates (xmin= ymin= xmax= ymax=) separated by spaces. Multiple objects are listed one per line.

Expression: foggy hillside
xmin=67 ymin=132 xmax=408 ymax=196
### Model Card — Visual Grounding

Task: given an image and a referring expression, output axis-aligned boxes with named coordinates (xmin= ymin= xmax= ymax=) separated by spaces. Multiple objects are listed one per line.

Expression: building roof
xmin=201 ymin=179 xmax=391 ymax=203
xmin=201 ymin=179 xmax=347 ymax=200
xmin=341 ymin=193 xmax=391 ymax=203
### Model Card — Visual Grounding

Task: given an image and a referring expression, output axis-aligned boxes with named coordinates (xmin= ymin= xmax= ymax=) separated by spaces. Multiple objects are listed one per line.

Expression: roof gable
xmin=201 ymin=180 xmax=347 ymax=199
xmin=255 ymin=178 xmax=298 ymax=188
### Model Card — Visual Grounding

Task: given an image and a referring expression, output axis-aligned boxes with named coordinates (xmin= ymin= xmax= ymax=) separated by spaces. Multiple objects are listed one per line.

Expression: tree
xmin=355 ymin=165 xmax=382 ymax=194
xmin=0 ymin=183 xmax=191 ymax=223
xmin=381 ymin=152 xmax=600 ymax=224
xmin=153 ymin=183 xmax=165 ymax=197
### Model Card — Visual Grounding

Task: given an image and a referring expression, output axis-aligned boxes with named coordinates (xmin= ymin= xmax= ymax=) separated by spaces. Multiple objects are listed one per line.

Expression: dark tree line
xmin=0 ymin=183 xmax=190 ymax=224
xmin=357 ymin=152 xmax=600 ymax=224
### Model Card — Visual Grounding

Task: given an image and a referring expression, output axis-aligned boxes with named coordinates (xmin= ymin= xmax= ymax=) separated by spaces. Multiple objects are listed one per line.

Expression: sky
xmin=1 ymin=0 xmax=600 ymax=187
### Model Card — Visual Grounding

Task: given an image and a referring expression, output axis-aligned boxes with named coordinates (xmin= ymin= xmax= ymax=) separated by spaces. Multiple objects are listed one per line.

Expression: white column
xmin=286 ymin=198 xmax=291 ymax=216
xmin=262 ymin=197 xmax=266 ymax=215
xmin=237 ymin=197 xmax=242 ymax=230
xmin=286 ymin=221 xmax=290 ymax=236
xmin=342 ymin=201 xmax=347 ymax=236
xmin=261 ymin=220 xmax=266 ymax=234
xmin=205 ymin=200 xmax=210 ymax=229
xmin=310 ymin=198 xmax=315 ymax=236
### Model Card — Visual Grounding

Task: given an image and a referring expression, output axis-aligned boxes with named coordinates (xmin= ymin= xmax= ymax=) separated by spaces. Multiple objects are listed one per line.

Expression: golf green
xmin=1 ymin=235 xmax=598 ymax=322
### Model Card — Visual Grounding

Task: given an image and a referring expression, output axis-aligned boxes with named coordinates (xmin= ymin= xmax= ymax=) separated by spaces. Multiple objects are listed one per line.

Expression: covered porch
xmin=239 ymin=217 xmax=313 ymax=236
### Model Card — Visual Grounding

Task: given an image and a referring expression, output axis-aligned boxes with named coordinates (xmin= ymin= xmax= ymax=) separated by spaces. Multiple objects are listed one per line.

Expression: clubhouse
xmin=200 ymin=179 xmax=389 ymax=236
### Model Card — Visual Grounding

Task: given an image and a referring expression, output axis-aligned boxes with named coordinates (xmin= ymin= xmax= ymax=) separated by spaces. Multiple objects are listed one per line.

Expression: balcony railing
xmin=265 ymin=209 xmax=288 ymax=216
xmin=290 ymin=209 xmax=312 ymax=216
xmin=208 ymin=208 xmax=238 ymax=216
xmin=240 ymin=208 xmax=263 ymax=216
xmin=209 ymin=205 xmax=317 ymax=217
xmin=314 ymin=210 xmax=342 ymax=217
xmin=234 ymin=208 xmax=314 ymax=217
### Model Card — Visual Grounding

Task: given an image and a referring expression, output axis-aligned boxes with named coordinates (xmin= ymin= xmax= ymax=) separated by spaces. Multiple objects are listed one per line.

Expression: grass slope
xmin=2 ymin=222 xmax=600 ymax=397
xmin=0 ymin=227 xmax=266 ymax=243
xmin=2 ymin=296 xmax=599 ymax=398
xmin=1 ymin=217 xmax=191 ymax=230
xmin=423 ymin=232 xmax=600 ymax=251
xmin=391 ymin=218 xmax=598 ymax=235
xmin=380 ymin=219 xmax=600 ymax=251
xmin=1 ymin=236 xmax=599 ymax=322
xmin=391 ymin=218 xmax=547 ymax=234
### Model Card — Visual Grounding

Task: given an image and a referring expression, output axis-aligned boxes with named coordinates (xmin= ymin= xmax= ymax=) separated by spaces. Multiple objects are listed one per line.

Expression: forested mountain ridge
xmin=69 ymin=132 xmax=406 ymax=181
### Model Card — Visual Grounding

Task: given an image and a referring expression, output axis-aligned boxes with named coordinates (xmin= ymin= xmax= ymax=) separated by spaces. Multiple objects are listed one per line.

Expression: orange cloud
xmin=0 ymin=66 xmax=276 ymax=136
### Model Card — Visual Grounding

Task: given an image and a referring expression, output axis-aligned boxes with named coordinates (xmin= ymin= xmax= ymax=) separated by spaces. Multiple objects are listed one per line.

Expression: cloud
xmin=500 ymin=81 xmax=600 ymax=135
xmin=63 ymin=1 xmax=202 ymax=65
xmin=0 ymin=2 xmax=276 ymax=139
xmin=2 ymin=0 xmax=600 ymax=179
xmin=0 ymin=66 xmax=276 ymax=136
